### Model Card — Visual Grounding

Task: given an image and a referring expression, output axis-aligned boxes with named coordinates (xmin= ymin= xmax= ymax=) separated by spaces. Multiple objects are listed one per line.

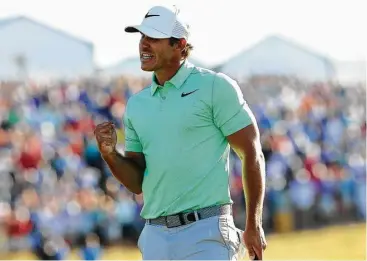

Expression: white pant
xmin=138 ymin=214 xmax=243 ymax=260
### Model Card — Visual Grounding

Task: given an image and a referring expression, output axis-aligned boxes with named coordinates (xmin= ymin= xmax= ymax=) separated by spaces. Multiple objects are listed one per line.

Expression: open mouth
xmin=140 ymin=53 xmax=155 ymax=62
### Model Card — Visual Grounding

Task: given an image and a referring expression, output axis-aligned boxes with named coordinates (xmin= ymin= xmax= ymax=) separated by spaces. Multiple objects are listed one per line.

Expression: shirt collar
xmin=150 ymin=60 xmax=194 ymax=96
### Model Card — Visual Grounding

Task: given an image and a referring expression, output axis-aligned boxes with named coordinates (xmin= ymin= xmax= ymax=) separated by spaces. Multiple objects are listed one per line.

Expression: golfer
xmin=94 ymin=5 xmax=267 ymax=260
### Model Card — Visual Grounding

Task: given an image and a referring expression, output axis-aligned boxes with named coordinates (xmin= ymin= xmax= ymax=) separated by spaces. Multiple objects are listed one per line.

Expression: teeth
xmin=142 ymin=53 xmax=153 ymax=59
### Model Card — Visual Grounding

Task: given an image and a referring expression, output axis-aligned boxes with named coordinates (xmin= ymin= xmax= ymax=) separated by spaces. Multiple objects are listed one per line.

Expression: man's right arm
xmin=102 ymin=150 xmax=145 ymax=194
xmin=102 ymin=101 xmax=146 ymax=195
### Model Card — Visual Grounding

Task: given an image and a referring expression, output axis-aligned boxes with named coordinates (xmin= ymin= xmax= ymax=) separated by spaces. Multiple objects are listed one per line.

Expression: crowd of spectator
xmin=231 ymin=77 xmax=366 ymax=232
xmin=0 ymin=72 xmax=365 ymax=259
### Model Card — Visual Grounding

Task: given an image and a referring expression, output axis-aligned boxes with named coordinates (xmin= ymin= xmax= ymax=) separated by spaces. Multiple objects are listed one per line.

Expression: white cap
xmin=125 ymin=5 xmax=189 ymax=39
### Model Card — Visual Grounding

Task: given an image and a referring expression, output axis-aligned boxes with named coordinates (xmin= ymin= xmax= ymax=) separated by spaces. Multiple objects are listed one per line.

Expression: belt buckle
xmin=165 ymin=215 xmax=180 ymax=228
xmin=185 ymin=211 xmax=200 ymax=222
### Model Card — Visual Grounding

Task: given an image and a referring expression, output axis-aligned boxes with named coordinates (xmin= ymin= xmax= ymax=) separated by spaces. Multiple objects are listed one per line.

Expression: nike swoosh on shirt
xmin=181 ymin=89 xmax=199 ymax=97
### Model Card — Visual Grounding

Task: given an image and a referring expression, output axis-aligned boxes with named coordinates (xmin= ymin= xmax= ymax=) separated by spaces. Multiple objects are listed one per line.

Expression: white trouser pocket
xmin=218 ymin=216 xmax=242 ymax=259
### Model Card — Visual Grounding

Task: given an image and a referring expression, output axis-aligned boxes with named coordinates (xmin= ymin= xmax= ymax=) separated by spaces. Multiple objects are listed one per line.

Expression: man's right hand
xmin=94 ymin=122 xmax=117 ymax=156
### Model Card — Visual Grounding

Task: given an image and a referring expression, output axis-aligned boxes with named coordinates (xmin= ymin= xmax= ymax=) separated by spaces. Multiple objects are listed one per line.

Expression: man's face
xmin=139 ymin=34 xmax=178 ymax=72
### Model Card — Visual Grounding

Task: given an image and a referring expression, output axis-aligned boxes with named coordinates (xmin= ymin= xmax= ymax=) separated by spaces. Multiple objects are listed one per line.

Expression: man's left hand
xmin=243 ymin=224 xmax=267 ymax=260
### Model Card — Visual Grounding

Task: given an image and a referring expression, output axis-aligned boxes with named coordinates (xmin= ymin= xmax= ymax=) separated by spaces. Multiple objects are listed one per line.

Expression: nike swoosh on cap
xmin=145 ymin=13 xmax=160 ymax=18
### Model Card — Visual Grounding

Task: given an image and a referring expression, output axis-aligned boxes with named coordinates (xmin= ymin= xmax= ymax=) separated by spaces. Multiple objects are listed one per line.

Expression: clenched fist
xmin=94 ymin=122 xmax=117 ymax=156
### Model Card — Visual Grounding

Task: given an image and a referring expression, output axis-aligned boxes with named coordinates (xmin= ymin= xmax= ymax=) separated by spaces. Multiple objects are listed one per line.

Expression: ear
xmin=177 ymin=39 xmax=187 ymax=50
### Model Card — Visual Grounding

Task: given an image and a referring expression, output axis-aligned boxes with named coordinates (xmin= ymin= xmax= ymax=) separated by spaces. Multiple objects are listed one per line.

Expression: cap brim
xmin=124 ymin=25 xmax=169 ymax=39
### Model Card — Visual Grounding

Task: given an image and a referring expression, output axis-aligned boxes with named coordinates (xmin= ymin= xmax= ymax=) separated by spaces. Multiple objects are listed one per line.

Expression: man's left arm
xmin=212 ymin=73 xmax=266 ymax=260
xmin=227 ymin=111 xmax=265 ymax=231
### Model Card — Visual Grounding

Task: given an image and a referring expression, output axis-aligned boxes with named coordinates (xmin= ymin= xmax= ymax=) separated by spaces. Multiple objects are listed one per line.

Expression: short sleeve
xmin=212 ymin=73 xmax=253 ymax=136
xmin=123 ymin=102 xmax=143 ymax=153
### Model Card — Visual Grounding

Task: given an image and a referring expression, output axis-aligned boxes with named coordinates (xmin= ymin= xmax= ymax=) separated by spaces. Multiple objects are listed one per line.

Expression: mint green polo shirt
xmin=123 ymin=60 xmax=253 ymax=219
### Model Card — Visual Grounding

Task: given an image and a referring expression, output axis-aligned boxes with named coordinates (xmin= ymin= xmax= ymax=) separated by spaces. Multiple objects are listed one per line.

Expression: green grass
xmin=3 ymin=223 xmax=365 ymax=260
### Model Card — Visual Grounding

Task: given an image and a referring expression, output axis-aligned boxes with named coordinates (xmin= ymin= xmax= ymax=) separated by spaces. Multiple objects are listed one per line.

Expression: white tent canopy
xmin=219 ymin=35 xmax=336 ymax=83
